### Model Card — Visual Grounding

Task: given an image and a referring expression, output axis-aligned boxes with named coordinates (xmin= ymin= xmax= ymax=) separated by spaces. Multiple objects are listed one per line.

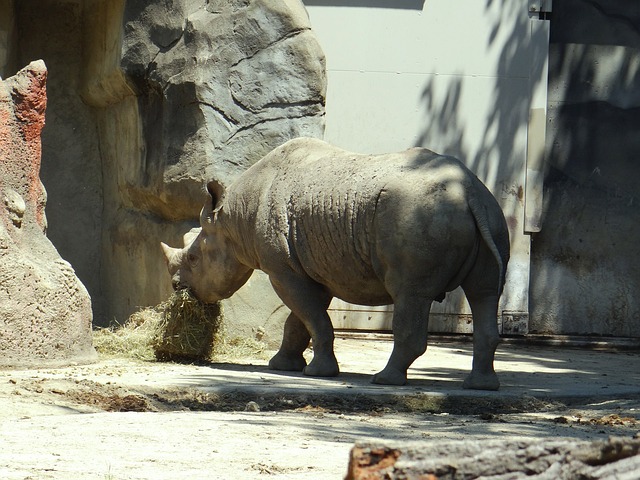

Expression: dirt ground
xmin=0 ymin=337 xmax=639 ymax=479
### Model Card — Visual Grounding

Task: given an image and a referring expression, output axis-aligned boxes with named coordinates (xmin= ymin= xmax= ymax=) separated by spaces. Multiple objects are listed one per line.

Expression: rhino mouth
xmin=174 ymin=286 xmax=198 ymax=300
xmin=175 ymin=286 xmax=221 ymax=306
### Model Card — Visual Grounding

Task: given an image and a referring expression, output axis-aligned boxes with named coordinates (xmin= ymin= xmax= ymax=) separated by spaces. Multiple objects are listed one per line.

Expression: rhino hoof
xmin=462 ymin=371 xmax=500 ymax=391
xmin=302 ymin=357 xmax=339 ymax=377
xmin=371 ymin=368 xmax=407 ymax=386
xmin=268 ymin=352 xmax=306 ymax=372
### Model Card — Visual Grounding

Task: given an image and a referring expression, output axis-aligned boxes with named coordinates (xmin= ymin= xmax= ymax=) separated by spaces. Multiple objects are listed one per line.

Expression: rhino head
xmin=161 ymin=180 xmax=252 ymax=303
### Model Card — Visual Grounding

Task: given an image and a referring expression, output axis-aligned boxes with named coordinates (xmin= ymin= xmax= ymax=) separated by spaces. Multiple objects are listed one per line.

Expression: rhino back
xmin=226 ymin=139 xmax=481 ymax=305
xmin=286 ymin=157 xmax=390 ymax=304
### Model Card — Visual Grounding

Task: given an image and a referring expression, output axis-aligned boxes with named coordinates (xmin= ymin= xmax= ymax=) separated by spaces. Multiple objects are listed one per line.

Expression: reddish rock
xmin=346 ymin=437 xmax=640 ymax=479
xmin=0 ymin=61 xmax=95 ymax=367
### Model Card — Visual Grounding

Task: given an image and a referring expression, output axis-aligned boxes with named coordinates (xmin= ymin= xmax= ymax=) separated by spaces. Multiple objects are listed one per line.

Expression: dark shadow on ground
xmin=144 ymin=340 xmax=640 ymax=421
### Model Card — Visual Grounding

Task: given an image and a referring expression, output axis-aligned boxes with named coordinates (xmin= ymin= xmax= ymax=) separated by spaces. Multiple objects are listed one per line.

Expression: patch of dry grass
xmin=93 ymin=290 xmax=270 ymax=363
xmin=153 ymin=289 xmax=223 ymax=362
xmin=93 ymin=309 xmax=162 ymax=362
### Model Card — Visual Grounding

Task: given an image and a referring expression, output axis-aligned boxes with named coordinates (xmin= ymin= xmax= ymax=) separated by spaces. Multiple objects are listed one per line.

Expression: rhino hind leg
xmin=268 ymin=313 xmax=310 ymax=372
xmin=461 ymin=293 xmax=500 ymax=391
xmin=461 ymin=244 xmax=502 ymax=391
xmin=372 ymin=295 xmax=433 ymax=386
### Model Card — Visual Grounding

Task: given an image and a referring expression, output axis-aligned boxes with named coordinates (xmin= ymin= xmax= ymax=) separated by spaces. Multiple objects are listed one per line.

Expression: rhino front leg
xmin=269 ymin=275 xmax=339 ymax=377
xmin=268 ymin=312 xmax=310 ymax=372
xmin=372 ymin=295 xmax=432 ymax=386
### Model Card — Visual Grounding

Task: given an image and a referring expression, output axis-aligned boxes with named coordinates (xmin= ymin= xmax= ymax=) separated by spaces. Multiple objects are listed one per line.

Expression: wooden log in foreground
xmin=346 ymin=436 xmax=640 ymax=480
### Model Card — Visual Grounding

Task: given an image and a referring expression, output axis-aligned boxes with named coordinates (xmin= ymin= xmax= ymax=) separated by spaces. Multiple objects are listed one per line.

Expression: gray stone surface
xmin=117 ymin=0 xmax=326 ymax=220
xmin=3 ymin=0 xmax=326 ymax=342
xmin=531 ymin=0 xmax=640 ymax=336
xmin=100 ymin=0 xmax=325 ymax=336
xmin=347 ymin=437 xmax=640 ymax=479
xmin=0 ymin=61 xmax=95 ymax=367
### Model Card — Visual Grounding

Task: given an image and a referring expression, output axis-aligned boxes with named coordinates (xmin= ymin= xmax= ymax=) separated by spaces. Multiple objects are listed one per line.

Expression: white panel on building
xmin=303 ymin=0 xmax=550 ymax=334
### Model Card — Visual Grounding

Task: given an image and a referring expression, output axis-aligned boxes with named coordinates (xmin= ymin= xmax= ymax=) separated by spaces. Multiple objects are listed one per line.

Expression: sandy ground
xmin=0 ymin=337 xmax=639 ymax=479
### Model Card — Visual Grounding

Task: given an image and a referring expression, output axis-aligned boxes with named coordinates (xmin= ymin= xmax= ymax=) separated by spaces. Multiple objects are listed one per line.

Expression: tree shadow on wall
xmin=530 ymin=0 xmax=640 ymax=337
xmin=414 ymin=0 xmax=640 ymax=337
xmin=415 ymin=0 xmax=549 ymax=195
xmin=413 ymin=0 xmax=550 ymax=316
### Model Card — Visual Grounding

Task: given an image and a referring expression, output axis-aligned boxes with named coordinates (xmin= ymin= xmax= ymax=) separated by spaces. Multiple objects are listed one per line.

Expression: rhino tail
xmin=467 ymin=196 xmax=508 ymax=296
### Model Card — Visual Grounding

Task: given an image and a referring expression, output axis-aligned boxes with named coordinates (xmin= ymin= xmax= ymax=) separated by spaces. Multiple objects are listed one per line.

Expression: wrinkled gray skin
xmin=162 ymin=138 xmax=510 ymax=389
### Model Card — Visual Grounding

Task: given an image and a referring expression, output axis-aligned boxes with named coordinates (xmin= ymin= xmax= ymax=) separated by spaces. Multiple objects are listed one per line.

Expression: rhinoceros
xmin=161 ymin=137 xmax=510 ymax=390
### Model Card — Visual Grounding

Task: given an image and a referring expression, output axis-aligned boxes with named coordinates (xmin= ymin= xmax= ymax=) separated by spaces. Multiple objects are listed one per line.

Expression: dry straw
xmin=152 ymin=289 xmax=223 ymax=362
xmin=93 ymin=290 xmax=223 ymax=362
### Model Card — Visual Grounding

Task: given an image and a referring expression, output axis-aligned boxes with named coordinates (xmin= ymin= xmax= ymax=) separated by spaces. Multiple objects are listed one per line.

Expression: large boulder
xmin=0 ymin=60 xmax=95 ymax=367
xmin=114 ymin=0 xmax=326 ymax=220
xmin=83 ymin=0 xmax=326 ymax=338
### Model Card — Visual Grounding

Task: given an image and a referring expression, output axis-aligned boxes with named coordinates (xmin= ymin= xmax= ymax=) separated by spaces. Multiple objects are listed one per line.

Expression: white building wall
xmin=303 ymin=0 xmax=550 ymax=333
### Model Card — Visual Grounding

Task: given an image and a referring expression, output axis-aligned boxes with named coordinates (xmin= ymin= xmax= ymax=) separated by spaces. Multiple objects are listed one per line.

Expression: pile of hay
xmin=93 ymin=290 xmax=223 ymax=363
xmin=152 ymin=289 xmax=223 ymax=362
xmin=93 ymin=310 xmax=160 ymax=361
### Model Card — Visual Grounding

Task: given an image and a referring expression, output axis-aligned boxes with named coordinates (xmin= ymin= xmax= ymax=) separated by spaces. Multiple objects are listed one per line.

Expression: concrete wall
xmin=12 ymin=0 xmax=106 ymax=318
xmin=530 ymin=0 xmax=640 ymax=336
xmin=303 ymin=0 xmax=640 ymax=338
xmin=303 ymin=0 xmax=547 ymax=333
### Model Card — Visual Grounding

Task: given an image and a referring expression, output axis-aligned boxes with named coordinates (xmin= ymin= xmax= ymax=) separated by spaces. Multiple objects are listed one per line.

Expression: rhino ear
xmin=201 ymin=179 xmax=227 ymax=229
xmin=207 ymin=180 xmax=226 ymax=213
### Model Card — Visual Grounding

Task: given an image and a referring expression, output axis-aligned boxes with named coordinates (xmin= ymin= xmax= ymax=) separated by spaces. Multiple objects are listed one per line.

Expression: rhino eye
xmin=187 ymin=253 xmax=199 ymax=266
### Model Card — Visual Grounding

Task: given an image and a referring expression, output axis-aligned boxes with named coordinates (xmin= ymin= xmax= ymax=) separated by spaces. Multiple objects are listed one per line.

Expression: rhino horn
xmin=160 ymin=242 xmax=181 ymax=265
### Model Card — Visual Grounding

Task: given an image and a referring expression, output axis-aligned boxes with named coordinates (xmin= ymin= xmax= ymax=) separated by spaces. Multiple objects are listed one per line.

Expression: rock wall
xmin=0 ymin=1 xmax=15 ymax=75
xmin=116 ymin=0 xmax=326 ymax=218
xmin=2 ymin=0 xmax=326 ymax=345
xmin=91 ymin=0 xmax=325 ymax=340
xmin=530 ymin=0 xmax=640 ymax=336
xmin=0 ymin=61 xmax=95 ymax=367
xmin=13 ymin=0 xmax=106 ymax=319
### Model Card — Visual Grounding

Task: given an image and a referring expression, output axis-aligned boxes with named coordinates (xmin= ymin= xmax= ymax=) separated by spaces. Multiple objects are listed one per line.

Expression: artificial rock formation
xmin=347 ymin=437 xmax=640 ymax=479
xmin=116 ymin=0 xmax=327 ymax=220
xmin=0 ymin=60 xmax=95 ymax=367
xmin=2 ymin=0 xmax=326 ymax=342
xmin=85 ymin=0 xmax=326 ymax=333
